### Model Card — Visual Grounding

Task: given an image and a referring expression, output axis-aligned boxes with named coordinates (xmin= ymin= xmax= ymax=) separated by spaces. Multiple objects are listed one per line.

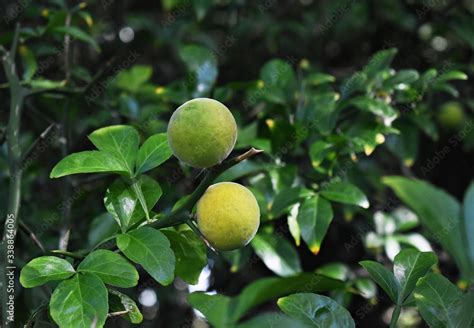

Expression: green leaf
xmin=311 ymin=92 xmax=339 ymax=134
xmin=115 ymin=65 xmax=153 ymax=93
xmin=251 ymin=233 xmax=302 ymax=277
xmin=20 ymin=256 xmax=75 ymax=288
xmin=309 ymin=140 xmax=333 ymax=169
xmin=385 ymin=120 xmax=419 ymax=167
xmin=350 ymin=96 xmax=398 ymax=126
xmin=359 ymin=261 xmax=399 ymax=303
xmin=260 ymin=59 xmax=296 ymax=104
xmin=104 ymin=176 xmax=162 ymax=231
xmin=88 ymin=125 xmax=140 ymax=175
xmin=50 ymin=151 xmax=129 ymax=178
xmin=50 ymin=273 xmax=108 ymax=328
xmin=456 ymin=289 xmax=474 ymax=328
xmin=277 ymin=293 xmax=355 ymax=327
xmin=52 ymin=26 xmax=99 ymax=51
xmin=414 ymin=273 xmax=464 ymax=328
xmin=188 ymin=273 xmax=345 ymax=326
xmin=320 ymin=181 xmax=369 ymax=208
xmin=437 ymin=70 xmax=468 ymax=83
xmin=237 ymin=312 xmax=311 ymax=328
xmin=363 ymin=48 xmax=398 ymax=78
xmin=162 ymin=230 xmax=207 ymax=284
xmin=108 ymin=289 xmax=143 ymax=324
xmin=416 ymin=68 xmax=437 ymax=93
xmin=232 ymin=273 xmax=345 ymax=322
xmin=179 ymin=44 xmax=218 ymax=97
xmin=340 ymin=72 xmax=367 ymax=99
xmin=271 ymin=187 xmax=314 ymax=218
xmin=135 ymin=133 xmax=173 ymax=174
xmin=77 ymin=250 xmax=138 ymax=288
xmin=288 ymin=204 xmax=301 ymax=246
xmin=117 ymin=227 xmax=175 ymax=285
xmin=307 ymin=72 xmax=335 ymax=86
xmin=433 ymin=82 xmax=460 ymax=97
xmin=297 ymin=195 xmax=333 ymax=254
xmin=384 ymin=69 xmax=419 ymax=89
xmin=393 ymin=249 xmax=437 ymax=303
xmin=87 ymin=213 xmax=119 ymax=249
xmin=316 ymin=263 xmax=350 ymax=281
xmin=193 ymin=0 xmax=212 ymax=21
xmin=383 ymin=177 xmax=471 ymax=278
xmin=354 ymin=278 xmax=377 ymax=299
xmin=462 ymin=181 xmax=474 ymax=268
xmin=19 ymin=46 xmax=37 ymax=80
xmin=188 ymin=293 xmax=232 ymax=328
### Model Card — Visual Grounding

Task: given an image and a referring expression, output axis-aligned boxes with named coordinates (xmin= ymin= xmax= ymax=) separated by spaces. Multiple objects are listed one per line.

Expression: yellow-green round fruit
xmin=167 ymin=98 xmax=237 ymax=168
xmin=196 ymin=182 xmax=260 ymax=251
xmin=437 ymin=101 xmax=465 ymax=128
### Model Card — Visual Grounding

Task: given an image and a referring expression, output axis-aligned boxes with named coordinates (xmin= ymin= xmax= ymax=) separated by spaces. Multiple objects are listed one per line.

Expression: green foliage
xmin=297 ymin=194 xmax=333 ymax=254
xmin=251 ymin=233 xmax=302 ymax=276
xmin=361 ymin=249 xmax=437 ymax=305
xmin=359 ymin=261 xmax=400 ymax=303
xmin=117 ymin=227 xmax=175 ymax=285
xmin=136 ymin=133 xmax=173 ymax=174
xmin=88 ymin=125 xmax=140 ymax=174
xmin=188 ymin=273 xmax=345 ymax=327
xmin=364 ymin=208 xmax=431 ymax=261
xmin=463 ymin=182 xmax=474 ymax=269
xmin=50 ymin=151 xmax=130 ymax=177
xmin=320 ymin=181 xmax=369 ymax=209
xmin=277 ymin=293 xmax=355 ymax=327
xmin=49 ymin=273 xmax=108 ymax=328
xmin=414 ymin=273 xmax=474 ymax=328
xmin=162 ymin=229 xmax=207 ymax=284
xmin=20 ymin=256 xmax=75 ymax=288
xmin=108 ymin=289 xmax=143 ymax=324
xmin=3 ymin=2 xmax=473 ymax=326
xmin=77 ymin=250 xmax=139 ymax=288
xmin=104 ymin=176 xmax=162 ymax=231
xmin=384 ymin=177 xmax=474 ymax=279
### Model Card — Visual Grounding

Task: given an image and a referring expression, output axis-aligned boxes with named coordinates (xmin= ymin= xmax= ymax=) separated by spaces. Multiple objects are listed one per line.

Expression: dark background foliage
xmin=1 ymin=0 xmax=473 ymax=327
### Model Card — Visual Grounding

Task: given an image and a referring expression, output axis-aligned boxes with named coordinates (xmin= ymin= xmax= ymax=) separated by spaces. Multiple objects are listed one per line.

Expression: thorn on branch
xmin=185 ymin=218 xmax=218 ymax=254
xmin=234 ymin=147 xmax=264 ymax=162
xmin=107 ymin=310 xmax=130 ymax=318
xmin=19 ymin=220 xmax=46 ymax=253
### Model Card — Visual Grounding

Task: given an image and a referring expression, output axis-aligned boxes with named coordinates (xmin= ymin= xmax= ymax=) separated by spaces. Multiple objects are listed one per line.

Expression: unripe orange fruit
xmin=196 ymin=182 xmax=260 ymax=251
xmin=167 ymin=98 xmax=237 ymax=168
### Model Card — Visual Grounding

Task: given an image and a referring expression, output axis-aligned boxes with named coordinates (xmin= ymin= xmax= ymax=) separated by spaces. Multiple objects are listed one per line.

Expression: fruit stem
xmin=184 ymin=218 xmax=218 ymax=253
xmin=150 ymin=147 xmax=263 ymax=230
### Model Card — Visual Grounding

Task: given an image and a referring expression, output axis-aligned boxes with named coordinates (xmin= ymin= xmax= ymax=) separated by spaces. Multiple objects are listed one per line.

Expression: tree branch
xmin=25 ymin=57 xmax=116 ymax=98
xmin=97 ymin=147 xmax=263 ymax=251
xmin=50 ymin=250 xmax=85 ymax=260
xmin=150 ymin=147 xmax=264 ymax=229
xmin=1 ymin=22 xmax=25 ymax=328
